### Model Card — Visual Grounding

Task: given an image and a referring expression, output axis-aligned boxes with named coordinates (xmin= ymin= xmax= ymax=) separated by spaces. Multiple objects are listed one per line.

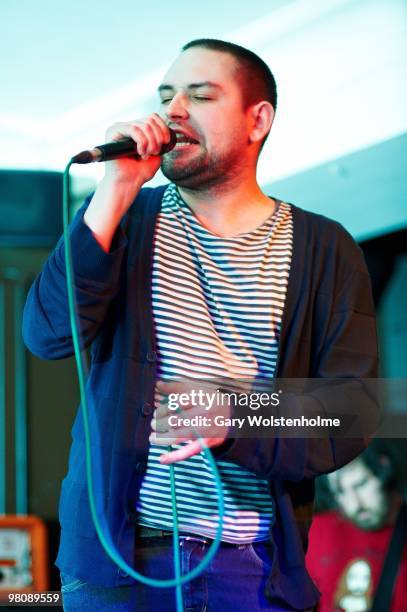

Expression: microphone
xmin=71 ymin=129 xmax=177 ymax=164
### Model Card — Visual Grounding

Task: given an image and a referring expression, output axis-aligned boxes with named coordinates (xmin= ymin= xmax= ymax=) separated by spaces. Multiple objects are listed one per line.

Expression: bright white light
xmin=0 ymin=0 xmax=405 ymax=185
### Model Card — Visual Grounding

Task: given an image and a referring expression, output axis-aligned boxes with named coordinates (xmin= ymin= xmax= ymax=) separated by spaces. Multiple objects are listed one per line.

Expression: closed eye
xmin=160 ymin=96 xmax=212 ymax=104
xmin=354 ymin=477 xmax=369 ymax=489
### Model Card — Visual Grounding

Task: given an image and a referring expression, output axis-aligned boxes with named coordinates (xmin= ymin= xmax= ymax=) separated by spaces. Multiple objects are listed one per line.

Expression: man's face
xmin=158 ymin=47 xmax=254 ymax=189
xmin=328 ymin=459 xmax=389 ymax=530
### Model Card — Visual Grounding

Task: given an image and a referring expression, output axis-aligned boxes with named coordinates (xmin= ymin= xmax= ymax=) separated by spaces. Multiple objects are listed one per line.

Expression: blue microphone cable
xmin=62 ymin=161 xmax=225 ymax=612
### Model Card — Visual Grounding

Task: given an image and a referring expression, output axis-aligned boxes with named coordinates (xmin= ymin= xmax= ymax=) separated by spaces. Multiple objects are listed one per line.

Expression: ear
xmin=248 ymin=101 xmax=275 ymax=144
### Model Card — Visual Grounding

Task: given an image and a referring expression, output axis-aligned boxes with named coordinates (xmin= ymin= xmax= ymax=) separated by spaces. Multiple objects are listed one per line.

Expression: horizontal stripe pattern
xmin=136 ymin=183 xmax=293 ymax=543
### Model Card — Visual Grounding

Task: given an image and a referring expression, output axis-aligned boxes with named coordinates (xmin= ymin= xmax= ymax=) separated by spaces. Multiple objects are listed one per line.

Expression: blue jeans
xmin=61 ymin=534 xmax=314 ymax=611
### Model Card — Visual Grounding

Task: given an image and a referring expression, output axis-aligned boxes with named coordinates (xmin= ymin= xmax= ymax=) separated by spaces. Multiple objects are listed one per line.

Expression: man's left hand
xmin=150 ymin=380 xmax=230 ymax=465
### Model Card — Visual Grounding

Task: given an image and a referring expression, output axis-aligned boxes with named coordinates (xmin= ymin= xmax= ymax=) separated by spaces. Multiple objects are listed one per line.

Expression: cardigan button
xmin=135 ymin=461 xmax=147 ymax=474
xmin=146 ymin=350 xmax=157 ymax=362
xmin=141 ymin=402 xmax=153 ymax=416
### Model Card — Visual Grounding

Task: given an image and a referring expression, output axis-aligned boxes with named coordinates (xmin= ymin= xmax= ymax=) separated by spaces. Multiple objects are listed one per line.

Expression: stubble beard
xmin=160 ymin=144 xmax=243 ymax=191
xmin=348 ymin=500 xmax=389 ymax=531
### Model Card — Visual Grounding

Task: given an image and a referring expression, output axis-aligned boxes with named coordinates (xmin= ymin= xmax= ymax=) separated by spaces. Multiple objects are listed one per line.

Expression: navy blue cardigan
xmin=23 ymin=185 xmax=378 ymax=609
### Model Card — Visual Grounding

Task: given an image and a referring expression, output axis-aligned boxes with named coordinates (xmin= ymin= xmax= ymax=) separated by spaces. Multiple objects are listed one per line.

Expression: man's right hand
xmin=83 ymin=114 xmax=171 ymax=253
xmin=103 ymin=113 xmax=172 ymax=186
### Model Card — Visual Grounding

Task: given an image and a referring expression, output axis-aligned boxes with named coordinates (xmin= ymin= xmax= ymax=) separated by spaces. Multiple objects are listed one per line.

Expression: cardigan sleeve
xmin=212 ymin=224 xmax=379 ymax=481
xmin=22 ymin=194 xmax=128 ymax=360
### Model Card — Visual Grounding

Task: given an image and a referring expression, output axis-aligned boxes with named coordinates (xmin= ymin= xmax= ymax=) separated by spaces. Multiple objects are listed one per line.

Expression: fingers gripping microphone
xmin=71 ymin=129 xmax=177 ymax=164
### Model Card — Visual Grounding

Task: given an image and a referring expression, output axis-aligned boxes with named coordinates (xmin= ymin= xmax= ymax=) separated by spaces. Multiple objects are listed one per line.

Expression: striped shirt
xmin=136 ymin=183 xmax=293 ymax=543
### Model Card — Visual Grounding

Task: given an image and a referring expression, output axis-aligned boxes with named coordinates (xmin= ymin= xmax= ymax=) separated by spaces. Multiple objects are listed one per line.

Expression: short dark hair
xmin=181 ymin=38 xmax=277 ymax=113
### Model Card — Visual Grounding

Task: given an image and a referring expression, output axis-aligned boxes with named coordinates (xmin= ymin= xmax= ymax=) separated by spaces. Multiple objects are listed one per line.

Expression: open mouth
xmin=173 ymin=132 xmax=200 ymax=149
xmin=174 ymin=141 xmax=198 ymax=148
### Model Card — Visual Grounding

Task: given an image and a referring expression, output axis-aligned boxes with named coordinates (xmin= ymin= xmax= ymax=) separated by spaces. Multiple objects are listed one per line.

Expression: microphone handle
xmin=96 ymin=138 xmax=144 ymax=162
xmin=71 ymin=129 xmax=177 ymax=164
xmin=95 ymin=137 xmax=178 ymax=162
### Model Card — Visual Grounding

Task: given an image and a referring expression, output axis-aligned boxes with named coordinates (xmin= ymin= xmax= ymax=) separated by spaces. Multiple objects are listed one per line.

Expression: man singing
xmin=23 ymin=39 xmax=378 ymax=611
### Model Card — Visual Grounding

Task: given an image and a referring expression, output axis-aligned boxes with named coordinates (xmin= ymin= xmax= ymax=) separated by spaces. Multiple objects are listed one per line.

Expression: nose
xmin=343 ymin=490 xmax=363 ymax=514
xmin=164 ymin=92 xmax=189 ymax=121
